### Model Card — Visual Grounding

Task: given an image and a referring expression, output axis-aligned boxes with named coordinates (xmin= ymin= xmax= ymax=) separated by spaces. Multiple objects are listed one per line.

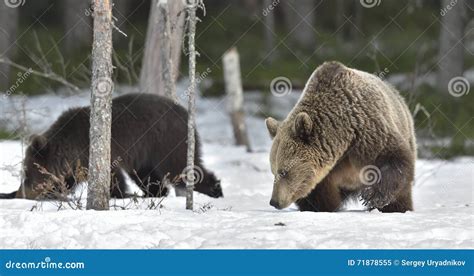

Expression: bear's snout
xmin=209 ymin=184 xmax=223 ymax=198
xmin=269 ymin=199 xmax=282 ymax=209
xmin=270 ymin=180 xmax=293 ymax=210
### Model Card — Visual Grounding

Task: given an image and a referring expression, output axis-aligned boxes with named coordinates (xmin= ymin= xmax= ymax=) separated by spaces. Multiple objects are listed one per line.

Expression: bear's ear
xmin=293 ymin=112 xmax=313 ymax=141
xmin=29 ymin=134 xmax=48 ymax=155
xmin=265 ymin=117 xmax=280 ymax=139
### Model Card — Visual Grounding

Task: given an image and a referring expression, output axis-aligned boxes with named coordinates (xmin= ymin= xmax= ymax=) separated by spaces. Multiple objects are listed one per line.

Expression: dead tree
xmin=158 ymin=0 xmax=176 ymax=100
xmin=0 ymin=4 xmax=18 ymax=90
xmin=140 ymin=0 xmax=185 ymax=96
xmin=19 ymin=96 xmax=27 ymax=199
xmin=223 ymin=48 xmax=251 ymax=152
xmin=87 ymin=0 xmax=114 ymax=211
xmin=437 ymin=0 xmax=468 ymax=93
xmin=185 ymin=0 xmax=200 ymax=211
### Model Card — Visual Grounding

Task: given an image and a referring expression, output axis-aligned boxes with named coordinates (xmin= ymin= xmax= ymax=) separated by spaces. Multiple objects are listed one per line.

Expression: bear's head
xmin=18 ymin=134 xmax=51 ymax=199
xmin=194 ymin=170 xmax=223 ymax=198
xmin=266 ymin=112 xmax=334 ymax=209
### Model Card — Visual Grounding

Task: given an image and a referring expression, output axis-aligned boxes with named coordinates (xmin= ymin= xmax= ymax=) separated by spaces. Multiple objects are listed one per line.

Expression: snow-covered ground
xmin=0 ymin=88 xmax=472 ymax=249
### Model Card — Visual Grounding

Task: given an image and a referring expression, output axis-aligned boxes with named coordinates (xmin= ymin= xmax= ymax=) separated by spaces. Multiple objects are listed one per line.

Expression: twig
xmin=113 ymin=50 xmax=132 ymax=85
xmin=32 ymin=31 xmax=50 ymax=72
xmin=48 ymin=36 xmax=67 ymax=77
xmin=112 ymin=19 xmax=128 ymax=38
xmin=127 ymin=36 xmax=140 ymax=83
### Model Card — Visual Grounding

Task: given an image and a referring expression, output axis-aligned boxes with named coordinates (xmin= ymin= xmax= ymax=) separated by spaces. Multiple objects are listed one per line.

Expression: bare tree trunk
xmin=19 ymin=96 xmax=28 ymax=199
xmin=62 ymin=0 xmax=93 ymax=53
xmin=87 ymin=0 xmax=114 ymax=211
xmin=185 ymin=2 xmax=197 ymax=211
xmin=223 ymin=48 xmax=251 ymax=152
xmin=437 ymin=0 xmax=468 ymax=93
xmin=140 ymin=0 xmax=185 ymax=96
xmin=263 ymin=0 xmax=275 ymax=64
xmin=282 ymin=0 xmax=316 ymax=49
xmin=0 ymin=5 xmax=18 ymax=90
xmin=158 ymin=0 xmax=176 ymax=100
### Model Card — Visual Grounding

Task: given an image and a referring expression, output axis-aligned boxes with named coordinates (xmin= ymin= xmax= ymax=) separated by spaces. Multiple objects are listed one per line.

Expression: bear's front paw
xmin=361 ymin=186 xmax=392 ymax=209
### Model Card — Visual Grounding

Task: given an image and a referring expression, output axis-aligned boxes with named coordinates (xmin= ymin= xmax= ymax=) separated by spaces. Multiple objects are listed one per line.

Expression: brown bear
xmin=0 ymin=93 xmax=223 ymax=200
xmin=266 ymin=61 xmax=416 ymax=213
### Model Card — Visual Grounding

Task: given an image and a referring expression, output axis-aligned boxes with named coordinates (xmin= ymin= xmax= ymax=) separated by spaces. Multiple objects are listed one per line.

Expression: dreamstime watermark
xmin=111 ymin=156 xmax=123 ymax=170
xmin=440 ymin=0 xmax=458 ymax=16
xmin=374 ymin=67 xmax=390 ymax=80
xmin=448 ymin=76 xmax=470 ymax=97
xmin=94 ymin=77 xmax=114 ymax=98
xmin=180 ymin=67 xmax=212 ymax=104
xmin=273 ymin=158 xmax=299 ymax=183
xmin=270 ymin=76 xmax=292 ymax=97
xmin=3 ymin=68 xmax=33 ymax=99
xmin=262 ymin=0 xmax=280 ymax=17
xmin=5 ymin=256 xmax=85 ymax=270
xmin=360 ymin=0 xmax=381 ymax=8
xmin=359 ymin=165 xmax=382 ymax=186
xmin=4 ymin=0 xmax=26 ymax=8
xmin=181 ymin=165 xmax=204 ymax=186
xmin=84 ymin=5 xmax=93 ymax=17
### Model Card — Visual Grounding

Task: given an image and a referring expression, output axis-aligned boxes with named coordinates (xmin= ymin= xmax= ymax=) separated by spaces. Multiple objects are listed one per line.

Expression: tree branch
xmin=0 ymin=57 xmax=80 ymax=91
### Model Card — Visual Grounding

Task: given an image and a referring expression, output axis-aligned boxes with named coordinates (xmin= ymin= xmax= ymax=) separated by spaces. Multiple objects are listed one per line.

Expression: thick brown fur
xmin=266 ymin=61 xmax=416 ymax=213
xmin=3 ymin=93 xmax=223 ymax=200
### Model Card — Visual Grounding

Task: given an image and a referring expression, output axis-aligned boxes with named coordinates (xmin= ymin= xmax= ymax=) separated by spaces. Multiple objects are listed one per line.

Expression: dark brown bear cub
xmin=1 ymin=93 xmax=223 ymax=200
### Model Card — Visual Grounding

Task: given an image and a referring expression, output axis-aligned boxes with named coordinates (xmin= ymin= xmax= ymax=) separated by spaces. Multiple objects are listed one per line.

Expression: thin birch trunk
xmin=223 ymin=48 xmax=251 ymax=152
xmin=186 ymin=3 xmax=198 ymax=211
xmin=19 ymin=97 xmax=27 ymax=199
xmin=87 ymin=0 xmax=114 ymax=211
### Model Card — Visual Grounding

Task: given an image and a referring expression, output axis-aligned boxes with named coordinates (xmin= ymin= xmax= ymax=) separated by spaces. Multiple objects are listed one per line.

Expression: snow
xmin=0 ymin=88 xmax=472 ymax=249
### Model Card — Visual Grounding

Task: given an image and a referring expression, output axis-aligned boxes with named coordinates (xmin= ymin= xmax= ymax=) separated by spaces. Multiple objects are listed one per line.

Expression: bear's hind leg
xmin=379 ymin=184 xmax=413 ymax=213
xmin=360 ymin=147 xmax=414 ymax=213
xmin=296 ymin=179 xmax=343 ymax=212
xmin=131 ymin=168 xmax=168 ymax=197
